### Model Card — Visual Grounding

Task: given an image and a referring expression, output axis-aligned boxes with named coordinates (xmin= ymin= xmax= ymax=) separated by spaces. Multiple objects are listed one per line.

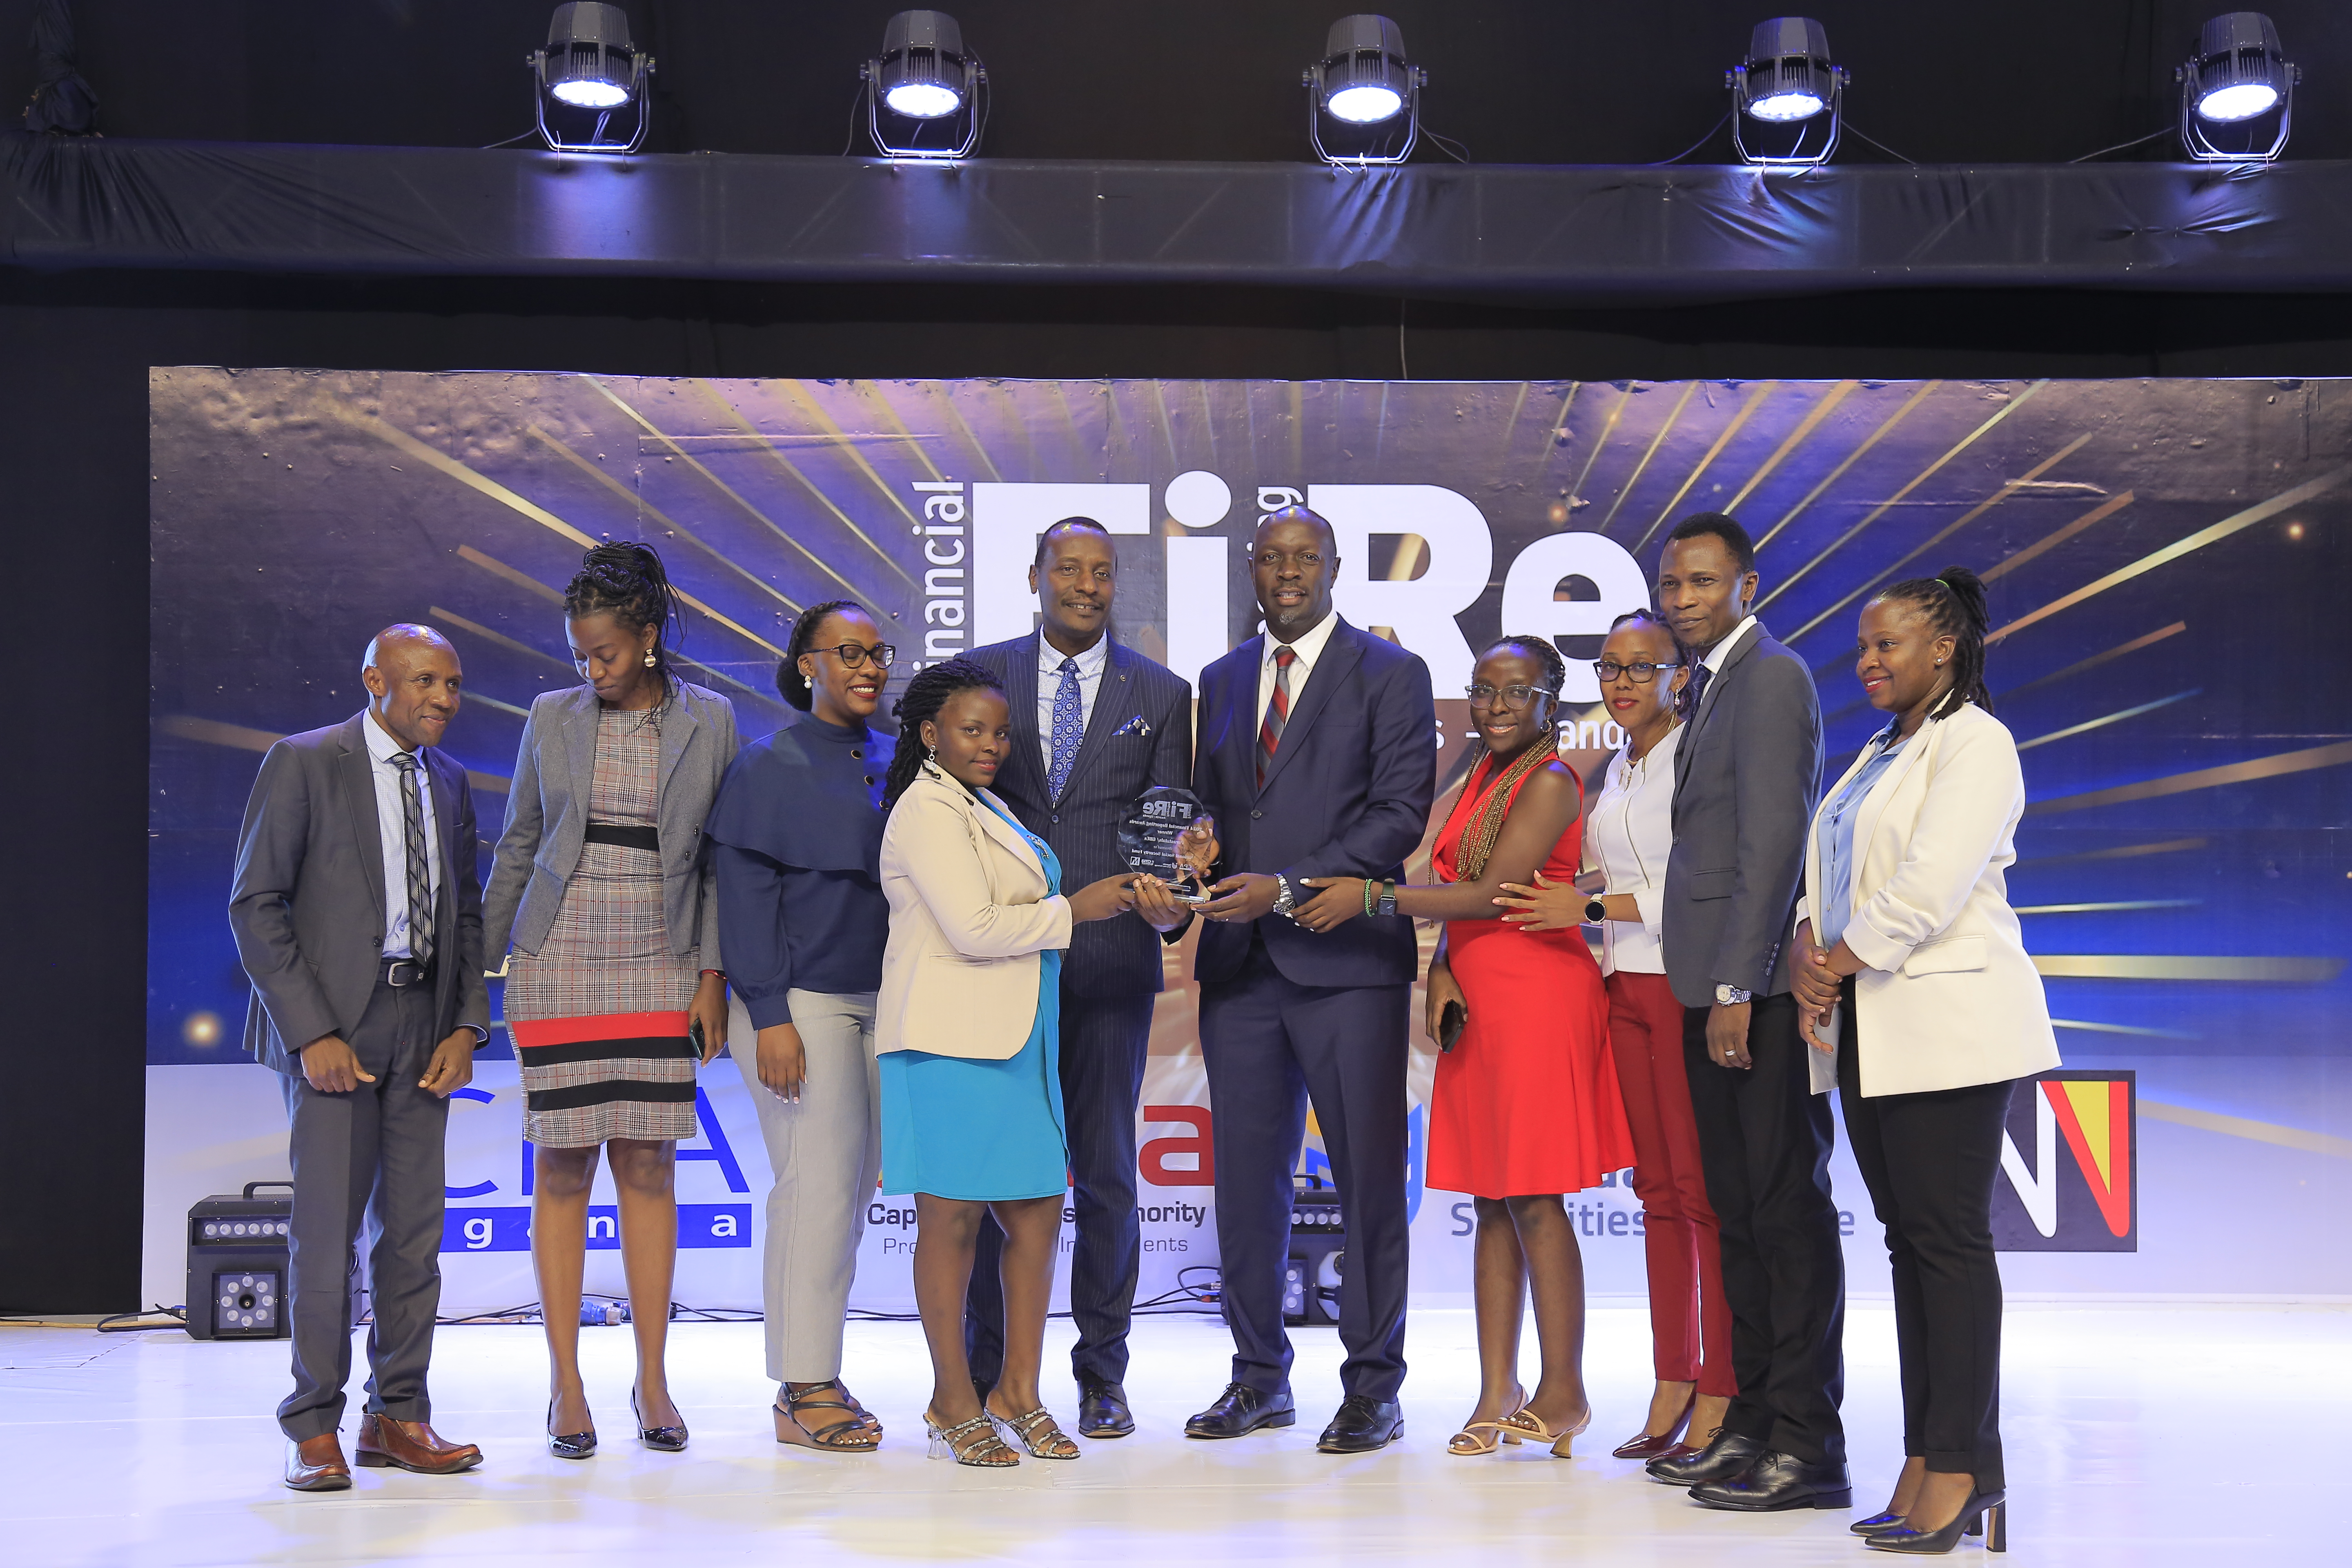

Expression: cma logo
xmin=1992 ymin=1071 xmax=2136 ymax=1253
xmin=916 ymin=474 xmax=1648 ymax=701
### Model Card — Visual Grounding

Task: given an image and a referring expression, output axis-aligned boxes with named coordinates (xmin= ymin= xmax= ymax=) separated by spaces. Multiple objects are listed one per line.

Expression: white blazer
xmin=1794 ymin=702 xmax=2061 ymax=1099
xmin=877 ymin=765 xmax=1074 ymax=1061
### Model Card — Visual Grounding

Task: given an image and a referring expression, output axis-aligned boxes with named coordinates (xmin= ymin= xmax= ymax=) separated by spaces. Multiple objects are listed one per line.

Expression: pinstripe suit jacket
xmin=968 ymin=634 xmax=1193 ymax=998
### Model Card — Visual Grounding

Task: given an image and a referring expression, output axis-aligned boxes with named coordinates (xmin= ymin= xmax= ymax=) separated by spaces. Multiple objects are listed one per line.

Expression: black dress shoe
xmin=1077 ymin=1380 xmax=1136 ymax=1439
xmin=1852 ymin=1510 xmax=1911 ymax=1535
xmin=1184 ymin=1382 xmax=1296 ymax=1439
xmin=1316 ymin=1394 xmax=1403 ymax=1454
xmin=1688 ymin=1449 xmax=1853 ymax=1511
xmin=1645 ymin=1428 xmax=1763 ymax=1486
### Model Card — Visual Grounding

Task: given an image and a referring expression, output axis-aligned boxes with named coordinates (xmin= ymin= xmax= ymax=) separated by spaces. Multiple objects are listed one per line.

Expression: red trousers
xmin=1607 ymin=970 xmax=1736 ymax=1396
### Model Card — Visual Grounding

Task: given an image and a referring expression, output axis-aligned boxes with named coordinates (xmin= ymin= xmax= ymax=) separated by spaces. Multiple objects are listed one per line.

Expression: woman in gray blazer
xmin=482 ymin=543 xmax=742 ymax=1459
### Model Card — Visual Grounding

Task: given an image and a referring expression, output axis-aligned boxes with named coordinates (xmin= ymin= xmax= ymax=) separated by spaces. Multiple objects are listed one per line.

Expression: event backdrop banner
xmin=149 ymin=372 xmax=2351 ymax=1314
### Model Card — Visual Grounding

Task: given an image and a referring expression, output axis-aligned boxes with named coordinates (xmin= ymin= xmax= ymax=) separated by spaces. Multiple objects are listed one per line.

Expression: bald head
xmin=361 ymin=623 xmax=463 ymax=751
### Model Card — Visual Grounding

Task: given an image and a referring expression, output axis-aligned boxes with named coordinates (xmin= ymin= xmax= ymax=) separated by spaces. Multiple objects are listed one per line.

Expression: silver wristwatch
xmin=1714 ymin=983 xmax=1753 ymax=1006
xmin=1272 ymin=874 xmax=1298 ymax=918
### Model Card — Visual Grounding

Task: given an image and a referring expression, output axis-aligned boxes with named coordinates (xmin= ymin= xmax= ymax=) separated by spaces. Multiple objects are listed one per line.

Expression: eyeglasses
xmin=1592 ymin=659 xmax=1680 ymax=684
xmin=815 ymin=641 xmax=898 ymax=671
xmin=1464 ymin=682 xmax=1558 ymax=709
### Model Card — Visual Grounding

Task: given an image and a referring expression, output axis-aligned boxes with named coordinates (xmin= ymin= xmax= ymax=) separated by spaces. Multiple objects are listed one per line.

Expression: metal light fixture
xmin=1727 ymin=17 xmax=1846 ymax=168
xmin=862 ymin=11 xmax=987 ymax=160
xmin=1305 ymin=15 xmax=1424 ymax=167
xmin=2179 ymin=13 xmax=2297 ymax=163
xmin=531 ymin=3 xmax=653 ymax=154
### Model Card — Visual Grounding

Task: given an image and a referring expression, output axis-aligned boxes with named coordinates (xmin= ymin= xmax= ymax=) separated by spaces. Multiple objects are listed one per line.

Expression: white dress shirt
xmin=1701 ymin=614 xmax=1760 ymax=677
xmin=1584 ymin=724 xmax=1682 ymax=975
xmin=1035 ymin=632 xmax=1111 ymax=779
xmin=1254 ymin=609 xmax=1342 ymax=735
xmin=364 ymin=711 xmax=441 ymax=959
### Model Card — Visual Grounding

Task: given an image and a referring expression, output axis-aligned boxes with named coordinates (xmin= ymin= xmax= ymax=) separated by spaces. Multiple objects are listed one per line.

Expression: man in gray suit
xmin=1640 ymin=516 xmax=1846 ymax=1512
xmin=962 ymin=517 xmax=1194 ymax=1438
xmin=229 ymin=625 xmax=491 ymax=1492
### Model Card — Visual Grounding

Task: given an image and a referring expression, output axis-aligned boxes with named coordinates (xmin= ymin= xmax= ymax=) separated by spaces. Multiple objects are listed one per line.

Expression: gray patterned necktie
xmin=1048 ymin=656 xmax=1083 ymax=800
xmin=389 ymin=751 xmax=433 ymax=968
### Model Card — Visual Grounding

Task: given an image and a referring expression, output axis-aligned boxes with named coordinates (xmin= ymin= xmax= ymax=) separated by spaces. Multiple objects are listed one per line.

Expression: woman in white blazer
xmin=1789 ymin=567 xmax=2058 ymax=1556
xmin=873 ymin=658 xmax=1138 ymax=1470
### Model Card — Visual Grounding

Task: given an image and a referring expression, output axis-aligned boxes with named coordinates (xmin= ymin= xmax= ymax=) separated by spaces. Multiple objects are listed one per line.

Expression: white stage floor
xmin=2 ymin=1301 xmax=2341 ymax=1566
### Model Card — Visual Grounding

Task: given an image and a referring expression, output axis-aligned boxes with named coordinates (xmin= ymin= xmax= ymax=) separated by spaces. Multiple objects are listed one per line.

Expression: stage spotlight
xmin=2179 ymin=13 xmax=2297 ymax=163
xmin=1726 ymin=18 xmax=1846 ymax=168
xmin=862 ymin=11 xmax=987 ymax=160
xmin=531 ymin=3 xmax=654 ymax=154
xmin=1304 ymin=16 xmax=1425 ymax=166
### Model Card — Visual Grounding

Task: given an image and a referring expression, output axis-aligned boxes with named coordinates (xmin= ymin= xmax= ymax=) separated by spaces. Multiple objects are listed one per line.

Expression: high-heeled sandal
xmin=775 ymin=1382 xmax=881 ymax=1452
xmin=1447 ymin=1384 xmax=1528 ymax=1455
xmin=1493 ymin=1402 xmax=1594 ymax=1457
xmin=1611 ymin=1387 xmax=1697 ymax=1459
xmin=546 ymin=1397 xmax=596 ymax=1461
xmin=987 ymin=1404 xmax=1080 ymax=1459
xmin=1865 ymin=1489 xmax=2007 ymax=1555
xmin=630 ymin=1389 xmax=688 ymax=1452
xmin=924 ymin=1409 xmax=1018 ymax=1467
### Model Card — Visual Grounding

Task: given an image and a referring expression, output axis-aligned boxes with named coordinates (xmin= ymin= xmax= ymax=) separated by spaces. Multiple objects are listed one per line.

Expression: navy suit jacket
xmin=1190 ymin=618 xmax=1436 ymax=990
xmin=969 ymin=633 xmax=1194 ymax=998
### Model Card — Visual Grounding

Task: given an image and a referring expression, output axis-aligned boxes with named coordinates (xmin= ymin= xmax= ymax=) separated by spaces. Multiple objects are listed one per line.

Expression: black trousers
xmin=1683 ymin=992 xmax=1847 ymax=1465
xmin=1837 ymin=981 xmax=2015 ymax=1490
xmin=277 ymin=978 xmax=448 ymax=1441
xmin=966 ymin=988 xmax=1156 ymax=1388
xmin=1198 ymin=945 xmax=1410 ymax=1402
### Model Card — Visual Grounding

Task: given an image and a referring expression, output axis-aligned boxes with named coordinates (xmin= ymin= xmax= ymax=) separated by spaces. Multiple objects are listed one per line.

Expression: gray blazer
xmin=228 ymin=713 xmax=491 ymax=1076
xmin=1662 ymin=620 xmax=1823 ymax=1009
xmin=482 ymin=680 xmax=741 ymax=968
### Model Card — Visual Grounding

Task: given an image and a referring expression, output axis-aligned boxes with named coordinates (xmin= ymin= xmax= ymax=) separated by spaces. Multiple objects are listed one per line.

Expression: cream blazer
xmin=1794 ymin=701 xmax=2061 ymax=1099
xmin=877 ymin=765 xmax=1074 ymax=1060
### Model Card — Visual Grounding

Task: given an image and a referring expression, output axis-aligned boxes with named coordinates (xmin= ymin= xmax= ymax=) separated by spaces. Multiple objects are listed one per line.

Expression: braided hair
xmin=564 ymin=541 xmax=686 ymax=681
xmin=777 ymin=599 xmax=864 ymax=710
xmin=1452 ymin=635 xmax=1568 ymax=881
xmin=1873 ymin=566 xmax=1993 ymax=721
xmin=882 ymin=657 xmax=1005 ymax=808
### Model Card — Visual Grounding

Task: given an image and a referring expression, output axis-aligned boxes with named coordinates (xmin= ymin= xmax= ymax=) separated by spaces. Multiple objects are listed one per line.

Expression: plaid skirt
xmin=505 ymin=841 xmax=701 ymax=1147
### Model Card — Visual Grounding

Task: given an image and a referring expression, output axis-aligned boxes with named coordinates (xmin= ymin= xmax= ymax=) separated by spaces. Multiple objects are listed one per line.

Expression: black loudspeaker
xmin=1283 ymin=1192 xmax=1345 ymax=1327
xmin=186 ymin=1181 xmax=294 ymax=1340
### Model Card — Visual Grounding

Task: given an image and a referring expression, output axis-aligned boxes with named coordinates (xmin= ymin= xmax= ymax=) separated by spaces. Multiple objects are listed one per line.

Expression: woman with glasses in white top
xmin=1497 ymin=608 xmax=1733 ymax=1463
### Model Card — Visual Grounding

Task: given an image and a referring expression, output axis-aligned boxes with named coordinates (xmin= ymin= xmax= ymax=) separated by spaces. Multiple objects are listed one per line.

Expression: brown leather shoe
xmin=284 ymin=1434 xmax=353 ymax=1492
xmin=354 ymin=1412 xmax=484 ymax=1474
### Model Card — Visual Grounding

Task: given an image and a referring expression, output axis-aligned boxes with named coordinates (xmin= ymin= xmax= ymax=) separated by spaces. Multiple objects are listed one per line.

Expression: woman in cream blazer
xmin=1790 ymin=568 xmax=2056 ymax=1556
xmin=873 ymin=659 xmax=1136 ymax=1471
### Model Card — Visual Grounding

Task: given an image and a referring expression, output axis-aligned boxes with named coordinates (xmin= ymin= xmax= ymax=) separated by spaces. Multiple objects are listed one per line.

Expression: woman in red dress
xmin=1298 ymin=635 xmax=1635 ymax=1459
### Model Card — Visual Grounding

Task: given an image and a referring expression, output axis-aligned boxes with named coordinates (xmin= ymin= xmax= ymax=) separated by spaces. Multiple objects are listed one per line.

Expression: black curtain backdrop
xmin=11 ymin=0 xmax=2352 ymax=1311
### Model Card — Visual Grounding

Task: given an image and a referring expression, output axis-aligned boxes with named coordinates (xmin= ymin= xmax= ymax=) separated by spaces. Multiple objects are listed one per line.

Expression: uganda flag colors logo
xmin=1992 ymin=1071 xmax=2138 ymax=1252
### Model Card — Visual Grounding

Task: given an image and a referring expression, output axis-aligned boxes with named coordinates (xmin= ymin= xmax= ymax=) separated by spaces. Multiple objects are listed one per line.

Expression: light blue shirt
xmin=363 ymin=711 xmax=441 ymax=959
xmin=1035 ymin=633 xmax=1110 ymax=777
xmin=1816 ymin=726 xmax=1907 ymax=952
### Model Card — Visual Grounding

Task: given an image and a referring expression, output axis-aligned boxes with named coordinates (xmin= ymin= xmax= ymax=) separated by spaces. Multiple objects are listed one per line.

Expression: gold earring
xmin=644 ymin=649 xmax=658 ymax=668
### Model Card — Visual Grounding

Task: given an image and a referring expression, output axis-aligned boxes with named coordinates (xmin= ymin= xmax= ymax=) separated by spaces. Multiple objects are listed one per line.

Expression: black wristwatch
xmin=1584 ymin=896 xmax=1608 ymax=924
xmin=1377 ymin=879 xmax=1399 ymax=918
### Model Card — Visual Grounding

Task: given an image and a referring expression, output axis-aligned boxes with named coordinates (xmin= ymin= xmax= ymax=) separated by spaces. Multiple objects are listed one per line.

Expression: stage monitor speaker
xmin=1283 ymin=1194 xmax=1345 ymax=1326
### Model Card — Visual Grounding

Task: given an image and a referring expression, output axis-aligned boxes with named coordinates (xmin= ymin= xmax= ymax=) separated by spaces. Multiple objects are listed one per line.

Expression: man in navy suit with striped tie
xmin=1169 ymin=506 xmax=1436 ymax=1454
xmin=964 ymin=517 xmax=1194 ymax=1438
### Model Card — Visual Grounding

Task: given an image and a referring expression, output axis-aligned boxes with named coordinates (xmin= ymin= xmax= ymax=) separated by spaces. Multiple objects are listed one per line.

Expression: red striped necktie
xmin=1257 ymin=645 xmax=1297 ymax=788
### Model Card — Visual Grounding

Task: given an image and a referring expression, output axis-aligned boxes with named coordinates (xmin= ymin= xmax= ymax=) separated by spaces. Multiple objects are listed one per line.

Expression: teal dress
xmin=877 ymin=797 xmax=1069 ymax=1201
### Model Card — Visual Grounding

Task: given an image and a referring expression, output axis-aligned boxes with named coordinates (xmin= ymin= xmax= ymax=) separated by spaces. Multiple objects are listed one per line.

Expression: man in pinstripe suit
xmin=962 ymin=516 xmax=1195 ymax=1438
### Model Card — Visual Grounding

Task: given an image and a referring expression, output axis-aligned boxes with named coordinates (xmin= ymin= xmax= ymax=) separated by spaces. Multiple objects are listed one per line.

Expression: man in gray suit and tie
xmin=1639 ymin=516 xmax=1847 ymax=1512
xmin=229 ymin=625 xmax=492 ymax=1491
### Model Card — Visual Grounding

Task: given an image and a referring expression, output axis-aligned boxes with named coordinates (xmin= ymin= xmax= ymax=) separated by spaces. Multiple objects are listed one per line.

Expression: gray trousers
xmin=732 ymin=989 xmax=882 ymax=1384
xmin=276 ymin=979 xmax=449 ymax=1441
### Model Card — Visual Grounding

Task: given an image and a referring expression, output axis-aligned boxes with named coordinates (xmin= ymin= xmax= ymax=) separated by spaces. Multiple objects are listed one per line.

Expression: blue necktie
xmin=1047 ymin=656 xmax=1083 ymax=800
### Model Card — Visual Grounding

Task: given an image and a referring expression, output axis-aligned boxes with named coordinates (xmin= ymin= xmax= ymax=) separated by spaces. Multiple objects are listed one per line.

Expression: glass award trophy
xmin=1118 ymin=786 xmax=1217 ymax=903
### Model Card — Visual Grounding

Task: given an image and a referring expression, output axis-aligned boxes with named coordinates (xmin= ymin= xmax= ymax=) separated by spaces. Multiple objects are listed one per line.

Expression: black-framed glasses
xmin=815 ymin=641 xmax=898 ymax=671
xmin=1592 ymin=659 xmax=1680 ymax=684
xmin=1464 ymin=682 xmax=1558 ymax=709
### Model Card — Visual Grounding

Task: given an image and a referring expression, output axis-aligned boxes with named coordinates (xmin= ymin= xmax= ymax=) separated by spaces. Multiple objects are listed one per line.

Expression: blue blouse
xmin=1816 ymin=726 xmax=1908 ymax=952
xmin=706 ymin=713 xmax=897 ymax=1029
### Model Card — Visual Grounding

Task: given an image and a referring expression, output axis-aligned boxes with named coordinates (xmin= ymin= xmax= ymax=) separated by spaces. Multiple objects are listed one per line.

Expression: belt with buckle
xmin=381 ymin=958 xmax=434 ymax=988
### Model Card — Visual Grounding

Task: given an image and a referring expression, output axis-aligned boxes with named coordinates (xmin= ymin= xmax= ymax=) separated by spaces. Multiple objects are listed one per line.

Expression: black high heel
xmin=546 ymin=1397 xmax=597 ymax=1461
xmin=631 ymin=1389 xmax=689 ymax=1452
xmin=1851 ymin=1511 xmax=1910 ymax=1535
xmin=1865 ymin=1490 xmax=2006 ymax=1554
